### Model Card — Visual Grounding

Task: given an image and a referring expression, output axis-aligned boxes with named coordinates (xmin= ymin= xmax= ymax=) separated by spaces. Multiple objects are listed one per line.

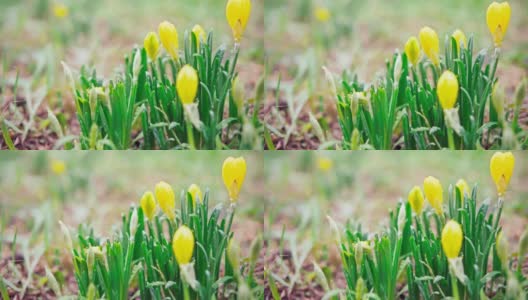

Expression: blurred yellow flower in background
xmin=452 ymin=29 xmax=467 ymax=49
xmin=188 ymin=184 xmax=203 ymax=206
xmin=404 ymin=36 xmax=420 ymax=66
xmin=53 ymin=2 xmax=69 ymax=19
xmin=158 ymin=21 xmax=179 ymax=60
xmin=51 ymin=159 xmax=66 ymax=175
xmin=192 ymin=24 xmax=206 ymax=47
xmin=140 ymin=191 xmax=156 ymax=221
xmin=144 ymin=32 xmax=160 ymax=61
xmin=317 ymin=157 xmax=333 ymax=172
xmin=314 ymin=5 xmax=331 ymax=23
xmin=419 ymin=26 xmax=440 ymax=66
xmin=408 ymin=186 xmax=424 ymax=215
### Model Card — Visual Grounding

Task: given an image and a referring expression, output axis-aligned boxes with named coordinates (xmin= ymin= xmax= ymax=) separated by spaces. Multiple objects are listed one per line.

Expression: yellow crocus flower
xmin=51 ymin=159 xmax=66 ymax=175
xmin=452 ymin=29 xmax=467 ymax=50
xmin=317 ymin=157 xmax=333 ymax=172
xmin=455 ymin=179 xmax=470 ymax=199
xmin=140 ymin=191 xmax=156 ymax=221
xmin=419 ymin=26 xmax=440 ymax=66
xmin=437 ymin=71 xmax=459 ymax=110
xmin=441 ymin=220 xmax=463 ymax=259
xmin=423 ymin=176 xmax=444 ymax=215
xmin=172 ymin=225 xmax=194 ymax=265
xmin=158 ymin=21 xmax=179 ymax=60
xmin=176 ymin=65 xmax=199 ymax=105
xmin=490 ymin=151 xmax=515 ymax=197
xmin=404 ymin=36 xmax=420 ymax=66
xmin=222 ymin=156 xmax=247 ymax=202
xmin=155 ymin=181 xmax=176 ymax=220
xmin=188 ymin=184 xmax=203 ymax=206
xmin=408 ymin=186 xmax=425 ymax=215
xmin=226 ymin=0 xmax=251 ymax=43
xmin=192 ymin=24 xmax=206 ymax=48
xmin=487 ymin=2 xmax=511 ymax=47
xmin=143 ymin=32 xmax=160 ymax=61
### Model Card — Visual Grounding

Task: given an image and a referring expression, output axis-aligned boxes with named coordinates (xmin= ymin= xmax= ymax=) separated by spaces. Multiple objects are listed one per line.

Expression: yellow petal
xmin=419 ymin=26 xmax=440 ymax=66
xmin=144 ymin=32 xmax=160 ymax=61
xmin=452 ymin=29 xmax=467 ymax=50
xmin=490 ymin=151 xmax=515 ymax=196
xmin=226 ymin=0 xmax=251 ymax=42
xmin=154 ymin=181 xmax=175 ymax=220
xmin=172 ymin=225 xmax=194 ymax=265
xmin=188 ymin=183 xmax=203 ymax=206
xmin=423 ymin=176 xmax=444 ymax=215
xmin=441 ymin=220 xmax=463 ymax=259
xmin=437 ymin=71 xmax=459 ymax=110
xmin=192 ymin=24 xmax=206 ymax=48
xmin=140 ymin=191 xmax=157 ymax=220
xmin=222 ymin=156 xmax=247 ymax=202
xmin=408 ymin=186 xmax=424 ymax=215
xmin=158 ymin=21 xmax=179 ymax=60
xmin=487 ymin=2 xmax=511 ymax=47
xmin=404 ymin=36 xmax=420 ymax=66
xmin=176 ymin=65 xmax=199 ymax=105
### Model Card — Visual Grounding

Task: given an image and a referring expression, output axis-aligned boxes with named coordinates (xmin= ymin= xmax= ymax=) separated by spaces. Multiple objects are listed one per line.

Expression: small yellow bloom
xmin=53 ymin=3 xmax=69 ymax=19
xmin=140 ymin=191 xmax=156 ymax=221
xmin=408 ymin=186 xmax=425 ymax=215
xmin=437 ymin=71 xmax=459 ymax=110
xmin=487 ymin=2 xmax=511 ymax=47
xmin=172 ymin=225 xmax=194 ymax=265
xmin=317 ymin=157 xmax=333 ymax=172
xmin=490 ymin=151 xmax=515 ymax=197
xmin=452 ymin=29 xmax=467 ymax=50
xmin=176 ymin=65 xmax=199 ymax=105
xmin=144 ymin=32 xmax=160 ymax=61
xmin=226 ymin=0 xmax=251 ymax=42
xmin=51 ymin=159 xmax=66 ymax=175
xmin=155 ymin=181 xmax=176 ymax=220
xmin=222 ymin=156 xmax=247 ymax=202
xmin=188 ymin=184 xmax=203 ymax=206
xmin=455 ymin=179 xmax=470 ymax=199
xmin=423 ymin=176 xmax=444 ymax=215
xmin=404 ymin=36 xmax=420 ymax=66
xmin=192 ymin=24 xmax=206 ymax=48
xmin=158 ymin=21 xmax=179 ymax=60
xmin=419 ymin=26 xmax=440 ymax=66
xmin=314 ymin=5 xmax=331 ymax=23
xmin=441 ymin=220 xmax=463 ymax=259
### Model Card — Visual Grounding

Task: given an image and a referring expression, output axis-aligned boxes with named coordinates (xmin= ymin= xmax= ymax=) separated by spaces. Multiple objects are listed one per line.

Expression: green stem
xmin=185 ymin=117 xmax=196 ymax=150
xmin=183 ymin=283 xmax=190 ymax=300
xmin=450 ymin=272 xmax=460 ymax=300
xmin=447 ymin=126 xmax=455 ymax=150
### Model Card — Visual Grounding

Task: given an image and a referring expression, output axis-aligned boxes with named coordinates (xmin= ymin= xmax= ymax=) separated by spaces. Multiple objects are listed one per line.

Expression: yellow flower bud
xmin=192 ymin=24 xmax=206 ymax=48
xmin=437 ymin=71 xmax=459 ymax=110
xmin=188 ymin=184 xmax=203 ymax=206
xmin=419 ymin=26 xmax=440 ymax=66
xmin=140 ymin=191 xmax=156 ymax=221
xmin=51 ymin=159 xmax=66 ymax=175
xmin=496 ymin=231 xmax=509 ymax=267
xmin=176 ymin=65 xmax=199 ymax=105
xmin=455 ymin=179 xmax=470 ymax=199
xmin=226 ymin=0 xmax=251 ymax=42
xmin=423 ymin=176 xmax=444 ymax=215
xmin=487 ymin=2 xmax=511 ymax=47
xmin=172 ymin=225 xmax=194 ymax=265
xmin=53 ymin=3 xmax=69 ymax=19
xmin=154 ymin=181 xmax=176 ymax=220
xmin=314 ymin=5 xmax=331 ymax=23
xmin=158 ymin=21 xmax=179 ymax=60
xmin=317 ymin=157 xmax=333 ymax=172
xmin=441 ymin=220 xmax=463 ymax=259
xmin=404 ymin=36 xmax=420 ymax=66
xmin=452 ymin=29 xmax=467 ymax=50
xmin=143 ymin=32 xmax=160 ymax=61
xmin=222 ymin=156 xmax=247 ymax=202
xmin=408 ymin=186 xmax=425 ymax=215
xmin=490 ymin=151 xmax=515 ymax=197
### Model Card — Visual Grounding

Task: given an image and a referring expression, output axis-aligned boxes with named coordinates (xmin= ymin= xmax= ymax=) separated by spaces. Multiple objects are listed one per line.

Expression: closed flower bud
xmin=222 ymin=156 xmax=247 ymax=202
xmin=140 ymin=191 xmax=156 ymax=221
xmin=452 ymin=29 xmax=467 ymax=50
xmin=404 ymin=36 xmax=420 ymax=66
xmin=155 ymin=181 xmax=176 ymax=220
xmin=492 ymin=82 xmax=506 ymax=123
xmin=423 ymin=176 xmax=444 ymax=215
xmin=441 ymin=220 xmax=463 ymax=259
xmin=437 ymin=71 xmax=459 ymax=110
xmin=314 ymin=5 xmax=331 ymax=23
xmin=227 ymin=238 xmax=241 ymax=272
xmin=487 ymin=2 xmax=511 ymax=47
xmin=172 ymin=225 xmax=194 ymax=265
xmin=187 ymin=184 xmax=203 ymax=206
xmin=408 ymin=186 xmax=424 ymax=215
xmin=496 ymin=231 xmax=509 ymax=267
xmin=158 ymin=21 xmax=179 ymax=60
xmin=419 ymin=26 xmax=440 ymax=66
xmin=192 ymin=24 xmax=206 ymax=48
xmin=51 ymin=159 xmax=66 ymax=175
xmin=226 ymin=0 xmax=251 ymax=43
xmin=519 ymin=227 xmax=528 ymax=260
xmin=143 ymin=32 xmax=160 ymax=61
xmin=129 ymin=208 xmax=138 ymax=237
xmin=176 ymin=65 xmax=199 ymax=105
xmin=231 ymin=76 xmax=245 ymax=113
xmin=490 ymin=151 xmax=515 ymax=197
xmin=514 ymin=78 xmax=526 ymax=110
xmin=455 ymin=179 xmax=470 ymax=199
